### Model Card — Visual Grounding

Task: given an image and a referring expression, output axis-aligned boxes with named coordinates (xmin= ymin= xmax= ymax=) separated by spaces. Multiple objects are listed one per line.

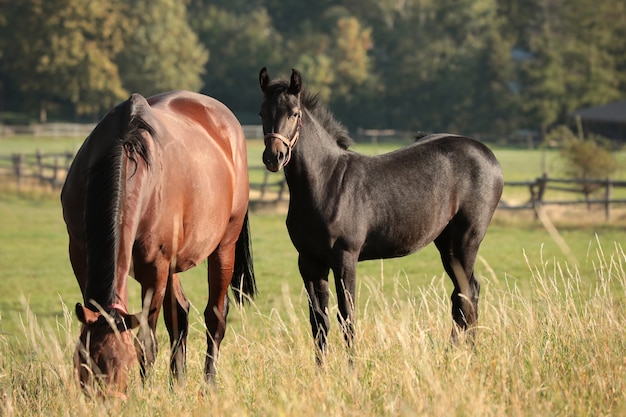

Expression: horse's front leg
xmin=133 ymin=260 xmax=169 ymax=380
xmin=163 ymin=272 xmax=190 ymax=385
xmin=298 ymin=253 xmax=331 ymax=365
xmin=204 ymin=247 xmax=235 ymax=382
xmin=331 ymin=249 xmax=358 ymax=352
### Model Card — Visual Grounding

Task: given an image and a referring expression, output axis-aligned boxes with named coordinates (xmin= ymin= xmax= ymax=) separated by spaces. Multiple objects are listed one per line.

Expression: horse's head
xmin=73 ymin=303 xmax=140 ymax=397
xmin=259 ymin=67 xmax=304 ymax=172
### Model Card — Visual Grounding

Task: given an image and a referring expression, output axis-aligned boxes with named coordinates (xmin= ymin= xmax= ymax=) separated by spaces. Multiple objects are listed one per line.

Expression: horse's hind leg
xmin=163 ymin=272 xmax=189 ymax=385
xmin=434 ymin=217 xmax=484 ymax=342
xmin=204 ymin=245 xmax=235 ymax=382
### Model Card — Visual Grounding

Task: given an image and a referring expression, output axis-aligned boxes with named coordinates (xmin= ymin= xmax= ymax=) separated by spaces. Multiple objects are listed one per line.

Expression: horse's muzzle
xmin=262 ymin=133 xmax=291 ymax=172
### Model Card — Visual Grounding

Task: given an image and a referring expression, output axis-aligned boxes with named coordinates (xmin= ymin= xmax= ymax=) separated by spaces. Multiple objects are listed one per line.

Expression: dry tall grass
xmin=1 ymin=242 xmax=625 ymax=416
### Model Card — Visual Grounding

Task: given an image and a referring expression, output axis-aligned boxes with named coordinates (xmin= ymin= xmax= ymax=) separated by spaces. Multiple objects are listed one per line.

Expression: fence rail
xmin=0 ymin=150 xmax=289 ymax=207
xmin=0 ymin=150 xmax=75 ymax=189
xmin=2 ymin=150 xmax=626 ymax=217
xmin=500 ymin=174 xmax=626 ymax=219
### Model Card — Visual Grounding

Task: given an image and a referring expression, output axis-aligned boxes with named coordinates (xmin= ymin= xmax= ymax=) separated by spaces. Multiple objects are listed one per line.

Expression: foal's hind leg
xmin=434 ymin=219 xmax=483 ymax=343
xmin=163 ymin=272 xmax=190 ymax=385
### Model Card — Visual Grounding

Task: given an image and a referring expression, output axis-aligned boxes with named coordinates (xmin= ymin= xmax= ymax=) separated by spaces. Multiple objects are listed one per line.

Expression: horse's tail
xmin=231 ymin=210 xmax=256 ymax=305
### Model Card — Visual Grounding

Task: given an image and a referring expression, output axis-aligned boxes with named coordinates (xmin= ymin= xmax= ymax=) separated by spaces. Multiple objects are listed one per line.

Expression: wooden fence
xmin=0 ymin=150 xmax=288 ymax=207
xmin=2 ymin=150 xmax=626 ymax=217
xmin=501 ymin=174 xmax=626 ymax=219
xmin=0 ymin=150 xmax=75 ymax=189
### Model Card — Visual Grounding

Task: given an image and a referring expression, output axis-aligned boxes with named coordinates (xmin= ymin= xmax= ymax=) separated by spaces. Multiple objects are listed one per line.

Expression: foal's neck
xmin=284 ymin=109 xmax=346 ymax=197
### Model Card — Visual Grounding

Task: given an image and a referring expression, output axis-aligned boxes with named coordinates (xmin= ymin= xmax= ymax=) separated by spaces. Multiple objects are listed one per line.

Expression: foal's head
xmin=259 ymin=67 xmax=303 ymax=172
xmin=73 ymin=303 xmax=139 ymax=397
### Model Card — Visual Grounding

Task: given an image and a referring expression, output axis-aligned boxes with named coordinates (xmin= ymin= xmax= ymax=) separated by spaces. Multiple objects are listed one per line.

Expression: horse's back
xmin=142 ymin=91 xmax=249 ymax=266
xmin=353 ymin=134 xmax=502 ymax=259
xmin=148 ymin=91 xmax=246 ymax=162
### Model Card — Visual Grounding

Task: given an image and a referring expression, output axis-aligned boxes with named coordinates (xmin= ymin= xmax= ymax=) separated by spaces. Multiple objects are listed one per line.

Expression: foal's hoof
xmin=450 ymin=326 xmax=477 ymax=348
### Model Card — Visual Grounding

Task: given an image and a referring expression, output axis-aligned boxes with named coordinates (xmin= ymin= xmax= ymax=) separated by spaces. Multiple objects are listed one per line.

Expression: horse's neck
xmin=285 ymin=113 xmax=343 ymax=199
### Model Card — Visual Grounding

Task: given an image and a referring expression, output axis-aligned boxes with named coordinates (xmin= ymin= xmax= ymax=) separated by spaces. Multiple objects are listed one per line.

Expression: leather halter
xmin=107 ymin=303 xmax=129 ymax=315
xmin=263 ymin=113 xmax=303 ymax=167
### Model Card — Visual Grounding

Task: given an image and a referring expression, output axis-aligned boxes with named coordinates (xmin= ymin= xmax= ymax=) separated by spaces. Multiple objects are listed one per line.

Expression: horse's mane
xmin=301 ymin=91 xmax=353 ymax=150
xmin=83 ymin=100 xmax=153 ymax=308
xmin=268 ymin=80 xmax=353 ymax=150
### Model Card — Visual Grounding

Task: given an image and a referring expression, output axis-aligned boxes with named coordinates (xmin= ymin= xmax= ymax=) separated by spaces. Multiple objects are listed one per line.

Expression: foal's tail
xmin=231 ymin=211 xmax=256 ymax=305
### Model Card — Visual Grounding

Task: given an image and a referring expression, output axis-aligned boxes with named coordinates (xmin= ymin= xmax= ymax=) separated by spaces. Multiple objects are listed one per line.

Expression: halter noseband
xmin=263 ymin=112 xmax=303 ymax=167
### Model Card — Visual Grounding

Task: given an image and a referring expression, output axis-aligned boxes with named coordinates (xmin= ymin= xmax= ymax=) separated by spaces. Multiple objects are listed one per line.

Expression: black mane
xmin=83 ymin=100 xmax=153 ymax=308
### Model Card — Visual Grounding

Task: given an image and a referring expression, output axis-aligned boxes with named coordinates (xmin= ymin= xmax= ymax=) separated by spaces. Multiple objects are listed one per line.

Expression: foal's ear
xmin=75 ymin=303 xmax=99 ymax=325
xmin=288 ymin=69 xmax=302 ymax=95
xmin=259 ymin=67 xmax=270 ymax=93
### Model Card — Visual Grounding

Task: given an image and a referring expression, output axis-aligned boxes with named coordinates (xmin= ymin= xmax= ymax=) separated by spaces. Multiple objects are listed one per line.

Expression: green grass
xmin=0 ymin=199 xmax=625 ymax=415
xmin=1 ymin=136 xmax=626 ymax=415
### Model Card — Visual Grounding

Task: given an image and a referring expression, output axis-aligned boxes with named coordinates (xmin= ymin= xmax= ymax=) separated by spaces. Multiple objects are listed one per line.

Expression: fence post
xmin=277 ymin=177 xmax=286 ymax=202
xmin=36 ymin=148 xmax=44 ymax=179
xmin=260 ymin=170 xmax=269 ymax=199
xmin=605 ymin=177 xmax=612 ymax=220
xmin=530 ymin=173 xmax=547 ymax=218
xmin=12 ymin=153 xmax=23 ymax=189
xmin=52 ymin=156 xmax=60 ymax=188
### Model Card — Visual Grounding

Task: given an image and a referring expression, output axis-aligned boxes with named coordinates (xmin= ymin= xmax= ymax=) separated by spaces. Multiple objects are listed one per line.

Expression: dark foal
xmin=259 ymin=67 xmax=503 ymax=363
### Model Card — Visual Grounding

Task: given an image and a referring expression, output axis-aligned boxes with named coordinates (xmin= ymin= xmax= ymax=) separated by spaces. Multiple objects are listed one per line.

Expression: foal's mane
xmin=268 ymin=80 xmax=353 ymax=150
xmin=301 ymin=91 xmax=353 ymax=150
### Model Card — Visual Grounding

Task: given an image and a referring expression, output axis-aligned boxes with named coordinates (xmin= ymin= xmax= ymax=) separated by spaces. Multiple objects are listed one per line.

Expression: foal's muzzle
xmin=262 ymin=131 xmax=299 ymax=172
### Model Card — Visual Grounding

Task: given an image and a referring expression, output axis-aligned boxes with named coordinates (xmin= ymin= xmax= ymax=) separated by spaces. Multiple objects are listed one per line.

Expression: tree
xmin=545 ymin=124 xmax=619 ymax=198
xmin=292 ymin=13 xmax=373 ymax=103
xmin=359 ymin=0 xmax=513 ymax=132
xmin=517 ymin=0 xmax=625 ymax=132
xmin=115 ymin=0 xmax=208 ymax=98
xmin=2 ymin=0 xmax=128 ymax=119
xmin=190 ymin=5 xmax=283 ymax=121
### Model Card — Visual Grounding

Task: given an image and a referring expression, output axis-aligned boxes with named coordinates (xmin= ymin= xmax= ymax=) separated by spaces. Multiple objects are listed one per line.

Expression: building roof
xmin=572 ymin=100 xmax=626 ymax=124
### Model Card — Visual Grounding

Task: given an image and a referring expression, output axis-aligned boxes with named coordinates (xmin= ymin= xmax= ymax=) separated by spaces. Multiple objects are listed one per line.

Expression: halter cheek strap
xmin=106 ymin=303 xmax=129 ymax=315
xmin=263 ymin=114 xmax=302 ymax=167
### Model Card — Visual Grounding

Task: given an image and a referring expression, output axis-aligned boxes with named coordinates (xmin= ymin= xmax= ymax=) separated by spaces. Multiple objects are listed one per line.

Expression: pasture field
xmin=0 ymin=136 xmax=625 ymax=416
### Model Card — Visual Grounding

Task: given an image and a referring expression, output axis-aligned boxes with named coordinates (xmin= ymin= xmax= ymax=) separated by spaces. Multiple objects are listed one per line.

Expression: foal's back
xmin=323 ymin=134 xmax=502 ymax=261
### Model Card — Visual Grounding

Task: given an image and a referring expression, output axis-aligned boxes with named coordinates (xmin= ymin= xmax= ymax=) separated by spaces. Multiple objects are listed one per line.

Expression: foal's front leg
xmin=331 ymin=249 xmax=358 ymax=351
xmin=298 ymin=254 xmax=330 ymax=365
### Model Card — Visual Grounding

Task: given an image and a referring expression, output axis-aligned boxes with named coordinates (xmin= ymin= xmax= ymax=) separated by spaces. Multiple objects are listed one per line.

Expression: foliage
xmin=1 ymin=0 xmax=128 ymax=117
xmin=546 ymin=125 xmax=619 ymax=180
xmin=516 ymin=0 xmax=626 ymax=131
xmin=1 ymin=0 xmax=626 ymax=132
xmin=114 ymin=0 xmax=208 ymax=97
xmin=188 ymin=5 xmax=284 ymax=122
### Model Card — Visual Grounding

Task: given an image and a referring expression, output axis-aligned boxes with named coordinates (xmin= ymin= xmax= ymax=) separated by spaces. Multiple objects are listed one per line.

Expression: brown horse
xmin=61 ymin=91 xmax=255 ymax=396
